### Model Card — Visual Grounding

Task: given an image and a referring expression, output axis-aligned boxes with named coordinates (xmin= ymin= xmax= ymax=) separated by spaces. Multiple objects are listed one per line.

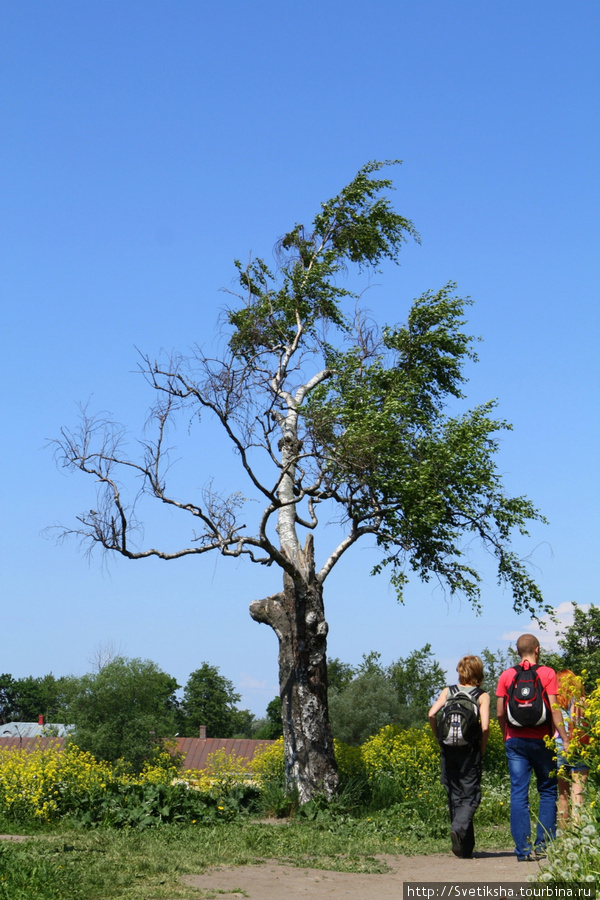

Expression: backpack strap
xmin=452 ymin=685 xmax=483 ymax=700
xmin=531 ymin=663 xmax=554 ymax=733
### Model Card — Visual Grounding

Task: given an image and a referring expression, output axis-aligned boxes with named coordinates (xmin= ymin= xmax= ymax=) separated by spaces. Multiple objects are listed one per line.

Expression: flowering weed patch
xmin=0 ymin=742 xmax=258 ymax=828
xmin=0 ymin=724 xmax=509 ymax=834
xmin=252 ymin=721 xmax=509 ymax=831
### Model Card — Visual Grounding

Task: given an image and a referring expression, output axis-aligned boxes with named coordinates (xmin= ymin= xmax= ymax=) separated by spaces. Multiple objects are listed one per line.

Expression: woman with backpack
xmin=428 ymin=655 xmax=490 ymax=859
xmin=555 ymin=669 xmax=589 ymax=827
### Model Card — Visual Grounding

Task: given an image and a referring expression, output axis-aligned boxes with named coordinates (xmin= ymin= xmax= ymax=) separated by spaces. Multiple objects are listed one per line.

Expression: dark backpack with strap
xmin=505 ymin=663 xmax=552 ymax=729
xmin=438 ymin=685 xmax=483 ymax=747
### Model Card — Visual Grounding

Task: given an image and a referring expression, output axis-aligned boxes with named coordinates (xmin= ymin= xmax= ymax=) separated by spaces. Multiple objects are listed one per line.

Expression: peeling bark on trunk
xmin=249 ymin=535 xmax=338 ymax=803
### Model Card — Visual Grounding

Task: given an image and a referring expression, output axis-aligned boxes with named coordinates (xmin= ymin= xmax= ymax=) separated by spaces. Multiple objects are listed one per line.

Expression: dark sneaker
xmin=451 ymin=831 xmax=463 ymax=858
xmin=532 ymin=848 xmax=547 ymax=860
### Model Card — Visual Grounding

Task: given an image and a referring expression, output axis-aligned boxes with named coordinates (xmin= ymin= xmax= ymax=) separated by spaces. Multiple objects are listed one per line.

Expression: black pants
xmin=440 ymin=743 xmax=482 ymax=857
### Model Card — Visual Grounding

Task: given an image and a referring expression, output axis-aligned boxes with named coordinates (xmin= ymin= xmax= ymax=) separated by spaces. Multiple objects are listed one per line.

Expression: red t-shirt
xmin=496 ymin=662 xmax=557 ymax=740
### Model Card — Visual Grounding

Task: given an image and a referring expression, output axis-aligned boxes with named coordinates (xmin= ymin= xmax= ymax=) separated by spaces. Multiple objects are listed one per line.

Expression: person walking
xmin=496 ymin=634 xmax=568 ymax=861
xmin=429 ymin=655 xmax=490 ymax=859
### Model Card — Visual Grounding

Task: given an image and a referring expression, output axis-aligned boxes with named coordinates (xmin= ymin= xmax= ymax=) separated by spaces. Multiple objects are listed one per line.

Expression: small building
xmin=1 ymin=715 xmax=73 ymax=739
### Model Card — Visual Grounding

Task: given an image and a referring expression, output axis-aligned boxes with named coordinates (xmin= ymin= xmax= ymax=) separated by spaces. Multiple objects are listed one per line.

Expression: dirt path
xmin=183 ymin=850 xmax=546 ymax=899
xmin=2 ymin=833 xmax=546 ymax=898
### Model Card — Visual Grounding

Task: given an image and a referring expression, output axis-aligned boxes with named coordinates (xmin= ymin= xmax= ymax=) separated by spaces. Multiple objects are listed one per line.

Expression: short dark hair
xmin=516 ymin=634 xmax=540 ymax=657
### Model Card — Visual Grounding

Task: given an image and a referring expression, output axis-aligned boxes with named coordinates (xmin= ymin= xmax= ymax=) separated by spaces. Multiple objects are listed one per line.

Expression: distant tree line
xmin=2 ymin=602 xmax=595 ymax=768
xmin=0 ymin=663 xmax=257 ymax=740
xmin=324 ymin=602 xmax=600 ymax=747
xmin=0 ymin=644 xmax=510 ymax=760
xmin=0 ymin=673 xmax=73 ymax=727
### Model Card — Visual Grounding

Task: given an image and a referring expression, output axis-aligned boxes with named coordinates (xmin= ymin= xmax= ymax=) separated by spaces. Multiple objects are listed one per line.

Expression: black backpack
xmin=438 ymin=685 xmax=483 ymax=747
xmin=505 ymin=663 xmax=552 ymax=729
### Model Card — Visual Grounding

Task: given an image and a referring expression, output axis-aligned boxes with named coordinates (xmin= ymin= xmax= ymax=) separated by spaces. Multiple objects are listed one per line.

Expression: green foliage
xmin=0 ymin=673 xmax=75 ymax=725
xmin=224 ymin=161 xmax=546 ymax=619
xmin=228 ymin=161 xmax=418 ymax=359
xmin=565 ymin=671 xmax=600 ymax=778
xmin=328 ymin=672 xmax=401 ymax=745
xmin=326 ymin=646 xmax=445 ymax=736
xmin=65 ymin=778 xmax=253 ymax=829
xmin=0 ymin=673 xmax=16 ymax=724
xmin=530 ymin=667 xmax=600 ymax=884
xmin=357 ymin=651 xmax=386 ymax=676
xmin=0 ymin=740 xmax=259 ymax=831
xmin=178 ymin=662 xmax=245 ymax=738
xmin=66 ymin=657 xmax=179 ymax=773
xmin=479 ymin=646 xmax=518 ymax=699
xmin=391 ymin=644 xmax=446 ymax=727
xmin=229 ymin=707 xmax=256 ymax=738
xmin=533 ymin=805 xmax=600 ymax=884
xmin=327 ymin=658 xmax=357 ymax=693
xmin=252 ymin=696 xmax=283 ymax=740
xmin=537 ymin=649 xmax=566 ymax=674
xmin=557 ymin=603 xmax=600 ymax=692
xmin=304 ymin=279 xmax=547 ymax=615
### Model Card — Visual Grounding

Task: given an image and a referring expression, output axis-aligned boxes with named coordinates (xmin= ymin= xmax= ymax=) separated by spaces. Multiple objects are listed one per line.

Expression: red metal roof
xmin=0 ymin=736 xmax=275 ymax=771
xmin=176 ymin=737 xmax=274 ymax=771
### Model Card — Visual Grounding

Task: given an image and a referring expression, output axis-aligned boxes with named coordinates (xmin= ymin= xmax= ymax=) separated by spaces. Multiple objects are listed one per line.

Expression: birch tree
xmin=52 ymin=162 xmax=547 ymax=801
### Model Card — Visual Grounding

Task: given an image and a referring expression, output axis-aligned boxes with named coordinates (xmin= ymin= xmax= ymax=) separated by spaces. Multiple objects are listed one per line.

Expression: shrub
xmin=0 ymin=722 xmax=508 ymax=830
xmin=0 ymin=741 xmax=257 ymax=828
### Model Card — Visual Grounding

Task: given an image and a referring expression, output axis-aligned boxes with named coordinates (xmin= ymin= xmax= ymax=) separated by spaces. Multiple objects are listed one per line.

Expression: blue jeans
xmin=505 ymin=737 xmax=557 ymax=860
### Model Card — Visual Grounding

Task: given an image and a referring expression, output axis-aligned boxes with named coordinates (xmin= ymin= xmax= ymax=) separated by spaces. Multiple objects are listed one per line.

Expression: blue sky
xmin=2 ymin=2 xmax=598 ymax=716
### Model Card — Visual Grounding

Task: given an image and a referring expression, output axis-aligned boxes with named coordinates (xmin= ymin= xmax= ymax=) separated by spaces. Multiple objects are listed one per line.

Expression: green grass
xmin=0 ymin=815 xmax=514 ymax=900
xmin=0 ymin=765 xmax=514 ymax=899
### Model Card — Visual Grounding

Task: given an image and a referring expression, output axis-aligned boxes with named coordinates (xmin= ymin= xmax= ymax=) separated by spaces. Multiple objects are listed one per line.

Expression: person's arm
xmin=549 ymin=692 xmax=569 ymax=747
xmin=496 ymin=696 xmax=507 ymax=738
xmin=478 ymin=691 xmax=490 ymax=754
xmin=428 ymin=688 xmax=449 ymax=742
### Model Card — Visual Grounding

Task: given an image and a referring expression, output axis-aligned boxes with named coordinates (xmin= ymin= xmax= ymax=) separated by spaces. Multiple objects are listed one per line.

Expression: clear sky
xmin=2 ymin=2 xmax=598 ymax=717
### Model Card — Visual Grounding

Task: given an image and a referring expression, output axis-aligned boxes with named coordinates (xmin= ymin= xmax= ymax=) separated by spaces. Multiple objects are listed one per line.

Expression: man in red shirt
xmin=496 ymin=634 xmax=568 ymax=862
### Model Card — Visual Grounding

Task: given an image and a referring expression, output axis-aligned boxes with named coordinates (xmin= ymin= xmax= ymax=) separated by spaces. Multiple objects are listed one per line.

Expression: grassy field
xmin=0 ymin=727 xmax=515 ymax=898
xmin=0 ymin=815 xmax=514 ymax=900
